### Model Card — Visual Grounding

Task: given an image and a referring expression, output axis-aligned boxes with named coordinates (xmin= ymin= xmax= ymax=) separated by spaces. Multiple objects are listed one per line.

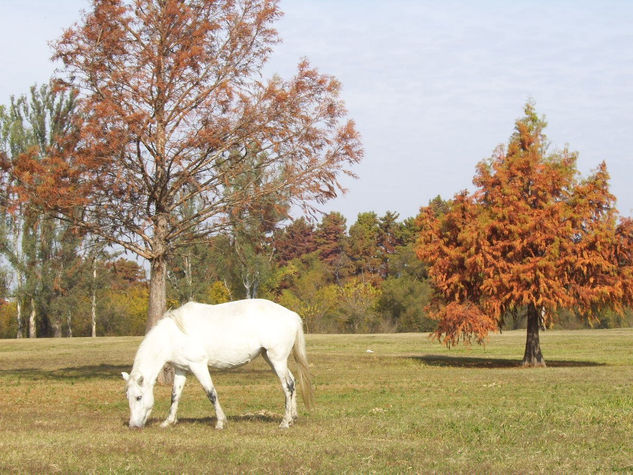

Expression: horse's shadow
xmin=140 ymin=411 xmax=283 ymax=428
xmin=179 ymin=410 xmax=283 ymax=425
xmin=408 ymin=355 xmax=604 ymax=368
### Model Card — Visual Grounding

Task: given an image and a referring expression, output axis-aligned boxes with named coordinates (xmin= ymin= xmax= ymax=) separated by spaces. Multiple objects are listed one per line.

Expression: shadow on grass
xmin=149 ymin=411 xmax=283 ymax=427
xmin=0 ymin=363 xmax=275 ymax=382
xmin=0 ymin=364 xmax=130 ymax=381
xmin=409 ymin=355 xmax=605 ymax=368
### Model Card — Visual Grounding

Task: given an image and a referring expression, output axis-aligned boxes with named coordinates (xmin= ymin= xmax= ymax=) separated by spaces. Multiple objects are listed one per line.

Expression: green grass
xmin=1 ymin=329 xmax=632 ymax=473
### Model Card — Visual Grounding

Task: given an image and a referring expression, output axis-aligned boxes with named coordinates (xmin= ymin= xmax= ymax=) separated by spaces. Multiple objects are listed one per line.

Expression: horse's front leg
xmin=189 ymin=362 xmax=227 ymax=430
xmin=161 ymin=369 xmax=187 ymax=427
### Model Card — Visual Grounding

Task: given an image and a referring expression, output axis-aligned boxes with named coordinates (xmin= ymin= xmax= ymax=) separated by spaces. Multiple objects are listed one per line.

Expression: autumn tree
xmin=276 ymin=253 xmax=338 ymax=333
xmin=5 ymin=0 xmax=362 ymax=331
xmin=0 ymin=83 xmax=80 ymax=337
xmin=273 ymin=217 xmax=316 ymax=266
xmin=417 ymin=103 xmax=633 ymax=366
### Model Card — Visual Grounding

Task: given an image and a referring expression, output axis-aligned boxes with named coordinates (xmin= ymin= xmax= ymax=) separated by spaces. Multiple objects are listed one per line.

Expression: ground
xmin=0 ymin=330 xmax=632 ymax=472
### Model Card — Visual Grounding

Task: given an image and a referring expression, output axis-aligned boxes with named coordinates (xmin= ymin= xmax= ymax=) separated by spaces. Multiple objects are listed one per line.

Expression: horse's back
xmin=178 ymin=299 xmax=300 ymax=332
xmin=170 ymin=299 xmax=301 ymax=367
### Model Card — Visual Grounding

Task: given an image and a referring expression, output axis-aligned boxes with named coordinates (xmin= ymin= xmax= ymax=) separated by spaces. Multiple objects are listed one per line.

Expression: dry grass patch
xmin=1 ymin=330 xmax=632 ymax=472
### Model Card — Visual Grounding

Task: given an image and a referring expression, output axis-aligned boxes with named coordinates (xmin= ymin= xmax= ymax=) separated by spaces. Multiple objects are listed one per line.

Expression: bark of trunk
xmin=16 ymin=300 xmax=23 ymax=339
xmin=66 ymin=312 xmax=73 ymax=338
xmin=522 ymin=304 xmax=546 ymax=367
xmin=91 ymin=258 xmax=97 ymax=338
xmin=146 ymin=256 xmax=168 ymax=333
xmin=147 ymin=254 xmax=173 ymax=384
xmin=14 ymin=220 xmax=24 ymax=339
xmin=53 ymin=321 xmax=62 ymax=338
xmin=28 ymin=298 xmax=36 ymax=338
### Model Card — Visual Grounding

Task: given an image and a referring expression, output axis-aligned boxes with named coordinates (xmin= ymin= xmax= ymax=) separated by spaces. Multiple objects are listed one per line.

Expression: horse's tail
xmin=293 ymin=319 xmax=315 ymax=410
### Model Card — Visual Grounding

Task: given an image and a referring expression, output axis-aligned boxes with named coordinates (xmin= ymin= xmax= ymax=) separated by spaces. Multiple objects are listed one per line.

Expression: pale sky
xmin=1 ymin=0 xmax=632 ymax=222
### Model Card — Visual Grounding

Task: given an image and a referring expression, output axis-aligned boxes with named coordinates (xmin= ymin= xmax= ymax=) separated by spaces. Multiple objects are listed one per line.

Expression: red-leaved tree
xmin=4 ymin=0 xmax=362 ymax=331
xmin=417 ymin=103 xmax=633 ymax=366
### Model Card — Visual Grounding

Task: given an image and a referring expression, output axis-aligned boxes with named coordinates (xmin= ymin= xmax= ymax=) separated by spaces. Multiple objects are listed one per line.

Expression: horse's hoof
xmin=160 ymin=420 xmax=175 ymax=428
xmin=279 ymin=421 xmax=291 ymax=429
xmin=215 ymin=422 xmax=225 ymax=430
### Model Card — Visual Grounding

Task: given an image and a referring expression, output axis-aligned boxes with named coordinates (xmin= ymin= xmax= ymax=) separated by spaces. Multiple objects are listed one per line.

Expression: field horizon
xmin=1 ymin=329 xmax=632 ymax=472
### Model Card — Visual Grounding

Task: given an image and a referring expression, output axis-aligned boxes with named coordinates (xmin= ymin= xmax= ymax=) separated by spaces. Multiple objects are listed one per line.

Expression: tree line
xmin=2 ymin=1 xmax=633 ymax=372
xmin=0 ymin=151 xmax=435 ymax=338
xmin=1 ymin=88 xmax=632 ymax=356
xmin=1 ymin=179 xmax=631 ymax=339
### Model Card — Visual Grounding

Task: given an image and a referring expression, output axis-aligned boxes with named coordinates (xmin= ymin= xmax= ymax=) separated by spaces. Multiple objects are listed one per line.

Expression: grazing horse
xmin=122 ymin=299 xmax=314 ymax=429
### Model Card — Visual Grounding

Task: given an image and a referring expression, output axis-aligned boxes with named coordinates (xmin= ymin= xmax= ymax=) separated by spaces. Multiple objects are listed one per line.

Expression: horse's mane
xmin=164 ymin=306 xmax=188 ymax=335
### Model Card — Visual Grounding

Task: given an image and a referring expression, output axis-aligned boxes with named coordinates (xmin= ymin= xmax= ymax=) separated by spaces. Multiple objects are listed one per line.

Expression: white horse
xmin=122 ymin=299 xmax=314 ymax=429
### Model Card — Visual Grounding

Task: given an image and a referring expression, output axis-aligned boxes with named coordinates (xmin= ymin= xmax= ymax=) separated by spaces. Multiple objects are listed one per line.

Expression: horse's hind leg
xmin=263 ymin=351 xmax=296 ymax=429
xmin=161 ymin=368 xmax=187 ymax=427
xmin=287 ymin=368 xmax=298 ymax=420
xmin=189 ymin=362 xmax=227 ymax=430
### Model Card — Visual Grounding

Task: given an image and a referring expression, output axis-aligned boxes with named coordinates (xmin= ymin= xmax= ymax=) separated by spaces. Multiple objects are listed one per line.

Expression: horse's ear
xmin=122 ymin=372 xmax=130 ymax=382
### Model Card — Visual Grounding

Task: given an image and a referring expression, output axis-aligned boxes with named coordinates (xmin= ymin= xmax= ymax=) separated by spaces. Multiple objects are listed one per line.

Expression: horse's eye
xmin=136 ymin=395 xmax=142 ymax=401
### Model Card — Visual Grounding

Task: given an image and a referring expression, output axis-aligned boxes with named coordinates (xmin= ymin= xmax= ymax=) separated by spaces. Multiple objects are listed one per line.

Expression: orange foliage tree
xmin=417 ymin=104 xmax=633 ymax=366
xmin=4 ymin=0 xmax=362 ymax=331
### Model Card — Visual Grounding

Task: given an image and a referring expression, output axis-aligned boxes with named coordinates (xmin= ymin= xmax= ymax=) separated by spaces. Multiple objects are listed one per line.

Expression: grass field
xmin=1 ymin=329 xmax=632 ymax=473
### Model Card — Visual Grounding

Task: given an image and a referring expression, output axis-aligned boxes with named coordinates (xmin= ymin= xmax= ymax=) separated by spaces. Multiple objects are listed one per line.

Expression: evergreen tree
xmin=348 ymin=212 xmax=381 ymax=279
xmin=315 ymin=212 xmax=350 ymax=284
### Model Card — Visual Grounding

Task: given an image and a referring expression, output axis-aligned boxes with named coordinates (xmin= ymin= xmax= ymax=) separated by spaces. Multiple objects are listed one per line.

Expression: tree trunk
xmin=53 ymin=321 xmax=62 ymax=338
xmin=66 ymin=312 xmax=73 ymax=338
xmin=147 ymin=254 xmax=173 ymax=384
xmin=522 ymin=304 xmax=546 ymax=367
xmin=91 ymin=258 xmax=97 ymax=338
xmin=28 ymin=298 xmax=36 ymax=338
xmin=13 ymin=216 xmax=24 ymax=339
xmin=146 ymin=255 xmax=168 ymax=333
xmin=16 ymin=300 xmax=23 ymax=339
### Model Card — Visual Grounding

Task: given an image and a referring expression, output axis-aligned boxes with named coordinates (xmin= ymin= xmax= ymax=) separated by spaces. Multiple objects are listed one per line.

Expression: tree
xmin=273 ymin=217 xmax=316 ymax=266
xmin=335 ymin=278 xmax=382 ymax=333
xmin=168 ymin=238 xmax=219 ymax=304
xmin=99 ymin=258 xmax=148 ymax=336
xmin=6 ymin=0 xmax=362 ymax=332
xmin=222 ymin=146 xmax=289 ymax=299
xmin=0 ymin=83 xmax=80 ymax=337
xmin=376 ymin=237 xmax=434 ymax=332
xmin=348 ymin=212 xmax=381 ymax=279
xmin=417 ymin=103 xmax=633 ymax=366
xmin=276 ymin=253 xmax=338 ymax=333
xmin=315 ymin=212 xmax=351 ymax=283
xmin=376 ymin=211 xmax=402 ymax=278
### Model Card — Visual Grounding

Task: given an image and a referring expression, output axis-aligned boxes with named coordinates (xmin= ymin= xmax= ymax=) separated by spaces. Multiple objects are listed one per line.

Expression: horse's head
xmin=122 ymin=372 xmax=154 ymax=428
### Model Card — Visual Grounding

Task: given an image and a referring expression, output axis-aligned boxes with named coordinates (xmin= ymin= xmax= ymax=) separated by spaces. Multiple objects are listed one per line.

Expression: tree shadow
xmin=0 ymin=363 xmax=279 ymax=383
xmin=0 ymin=364 xmax=131 ymax=381
xmin=408 ymin=355 xmax=605 ymax=368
